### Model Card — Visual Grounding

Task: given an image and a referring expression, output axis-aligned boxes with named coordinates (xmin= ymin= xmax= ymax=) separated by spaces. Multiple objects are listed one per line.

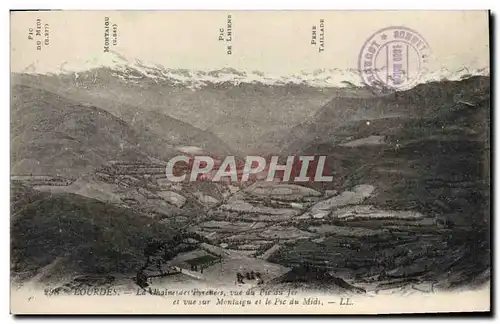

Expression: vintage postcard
xmin=10 ymin=10 xmax=490 ymax=314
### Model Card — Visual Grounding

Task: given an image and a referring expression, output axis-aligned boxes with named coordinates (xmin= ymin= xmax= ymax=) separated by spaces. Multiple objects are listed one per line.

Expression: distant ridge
xmin=19 ymin=51 xmax=490 ymax=91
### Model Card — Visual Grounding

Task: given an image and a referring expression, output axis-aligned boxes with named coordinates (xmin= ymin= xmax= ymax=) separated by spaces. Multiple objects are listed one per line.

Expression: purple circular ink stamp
xmin=358 ymin=26 xmax=431 ymax=91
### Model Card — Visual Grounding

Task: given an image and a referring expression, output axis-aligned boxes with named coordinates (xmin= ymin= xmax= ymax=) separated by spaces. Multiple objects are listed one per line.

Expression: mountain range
xmin=21 ymin=51 xmax=489 ymax=90
xmin=13 ymin=51 xmax=490 ymax=155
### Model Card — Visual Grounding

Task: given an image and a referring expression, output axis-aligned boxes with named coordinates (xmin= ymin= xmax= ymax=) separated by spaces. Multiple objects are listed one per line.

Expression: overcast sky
xmin=11 ymin=10 xmax=490 ymax=75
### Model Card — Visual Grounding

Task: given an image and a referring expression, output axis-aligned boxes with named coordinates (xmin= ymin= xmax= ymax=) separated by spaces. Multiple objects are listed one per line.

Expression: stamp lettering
xmin=358 ymin=26 xmax=431 ymax=90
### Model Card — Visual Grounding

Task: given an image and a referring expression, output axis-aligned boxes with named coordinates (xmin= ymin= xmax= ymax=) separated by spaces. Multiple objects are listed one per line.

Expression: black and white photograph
xmin=9 ymin=10 xmax=491 ymax=314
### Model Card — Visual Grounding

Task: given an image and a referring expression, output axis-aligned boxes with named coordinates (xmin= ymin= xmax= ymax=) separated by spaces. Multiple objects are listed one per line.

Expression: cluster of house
xmin=236 ymin=271 xmax=264 ymax=285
